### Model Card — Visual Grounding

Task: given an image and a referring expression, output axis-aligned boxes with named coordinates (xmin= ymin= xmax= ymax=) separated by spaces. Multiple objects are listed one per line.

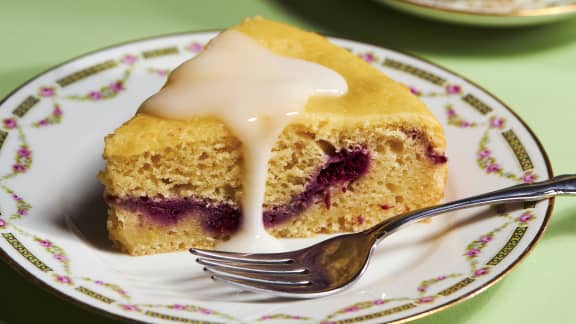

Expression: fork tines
xmin=190 ymin=248 xmax=312 ymax=289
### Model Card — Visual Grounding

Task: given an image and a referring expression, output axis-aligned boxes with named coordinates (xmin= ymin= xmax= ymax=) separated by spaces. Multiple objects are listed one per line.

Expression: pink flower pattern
xmin=445 ymin=105 xmax=477 ymax=128
xmin=410 ymin=86 xmax=422 ymax=96
xmin=80 ymin=278 xmax=130 ymax=300
xmin=478 ymin=149 xmax=491 ymax=158
xmin=89 ymin=91 xmax=102 ymax=100
xmin=9 ymin=144 xmax=32 ymax=177
xmin=466 ymin=249 xmax=481 ymax=257
xmin=446 ymin=84 xmax=461 ymax=94
xmin=38 ymin=86 xmax=55 ymax=97
xmin=3 ymin=118 xmax=17 ymax=129
xmin=199 ymin=307 xmax=213 ymax=314
xmin=34 ymin=236 xmax=70 ymax=273
xmin=121 ymin=55 xmax=138 ymax=65
xmin=478 ymin=235 xmax=492 ymax=243
xmin=474 ymin=267 xmax=490 ymax=277
xmin=55 ymin=275 xmax=73 ymax=285
xmin=417 ymin=296 xmax=435 ymax=304
xmin=12 ymin=164 xmax=25 ymax=173
xmin=120 ymin=304 xmax=140 ymax=312
xmin=186 ymin=42 xmax=203 ymax=53
xmin=486 ymin=163 xmax=501 ymax=173
xmin=0 ymin=45 xmax=543 ymax=324
xmin=38 ymin=240 xmax=52 ymax=247
xmin=34 ymin=103 xmax=63 ymax=127
xmin=109 ymin=81 xmax=124 ymax=92
xmin=517 ymin=212 xmax=534 ymax=224
xmin=147 ymin=67 xmax=171 ymax=77
xmin=54 ymin=254 xmax=66 ymax=261
xmin=358 ymin=52 xmax=376 ymax=63
xmin=522 ymin=172 xmax=538 ymax=184
xmin=489 ymin=116 xmax=506 ymax=129
xmin=65 ymin=68 xmax=129 ymax=101
xmin=2 ymin=186 xmax=31 ymax=220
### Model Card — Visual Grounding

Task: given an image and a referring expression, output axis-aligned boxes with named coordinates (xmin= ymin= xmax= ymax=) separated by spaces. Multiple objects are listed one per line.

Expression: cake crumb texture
xmin=100 ymin=17 xmax=447 ymax=255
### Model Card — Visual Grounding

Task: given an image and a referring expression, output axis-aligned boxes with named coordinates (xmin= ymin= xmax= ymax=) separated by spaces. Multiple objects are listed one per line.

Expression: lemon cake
xmin=99 ymin=17 xmax=447 ymax=255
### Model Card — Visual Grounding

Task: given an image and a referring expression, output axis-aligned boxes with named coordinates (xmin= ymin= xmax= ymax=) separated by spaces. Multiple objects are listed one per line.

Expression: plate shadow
xmin=63 ymin=183 xmax=117 ymax=253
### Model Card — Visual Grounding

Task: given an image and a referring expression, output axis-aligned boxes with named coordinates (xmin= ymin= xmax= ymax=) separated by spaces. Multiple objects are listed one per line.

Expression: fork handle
xmin=371 ymin=174 xmax=576 ymax=240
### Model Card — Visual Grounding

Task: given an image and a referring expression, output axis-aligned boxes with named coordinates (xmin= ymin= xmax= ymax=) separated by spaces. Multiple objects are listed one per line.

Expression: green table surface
xmin=1 ymin=0 xmax=575 ymax=323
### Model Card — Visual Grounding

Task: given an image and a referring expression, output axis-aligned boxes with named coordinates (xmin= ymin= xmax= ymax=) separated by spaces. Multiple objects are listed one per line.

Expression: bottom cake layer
xmin=106 ymin=147 xmax=372 ymax=255
xmin=106 ymin=135 xmax=446 ymax=255
xmin=106 ymin=207 xmax=221 ymax=255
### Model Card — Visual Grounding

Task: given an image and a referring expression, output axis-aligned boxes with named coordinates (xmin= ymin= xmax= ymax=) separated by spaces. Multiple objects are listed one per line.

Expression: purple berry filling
xmin=404 ymin=129 xmax=447 ymax=165
xmin=108 ymin=132 xmax=444 ymax=233
xmin=263 ymin=147 xmax=370 ymax=227
xmin=107 ymin=146 xmax=371 ymax=232
xmin=426 ymin=146 xmax=448 ymax=164
xmin=106 ymin=196 xmax=240 ymax=235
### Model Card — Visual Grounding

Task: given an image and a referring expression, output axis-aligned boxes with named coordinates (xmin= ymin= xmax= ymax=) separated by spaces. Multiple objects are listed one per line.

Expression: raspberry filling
xmin=107 ymin=147 xmax=371 ymax=234
xmin=106 ymin=196 xmax=240 ymax=235
xmin=404 ymin=129 xmax=447 ymax=164
xmin=263 ymin=147 xmax=370 ymax=227
xmin=108 ymin=137 xmax=445 ymax=233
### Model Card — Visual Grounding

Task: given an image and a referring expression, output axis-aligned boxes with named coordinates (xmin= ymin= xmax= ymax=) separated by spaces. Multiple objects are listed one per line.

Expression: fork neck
xmin=366 ymin=174 xmax=576 ymax=244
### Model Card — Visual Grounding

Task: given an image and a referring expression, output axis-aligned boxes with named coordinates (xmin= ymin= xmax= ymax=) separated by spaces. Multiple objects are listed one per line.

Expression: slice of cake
xmin=99 ymin=17 xmax=447 ymax=255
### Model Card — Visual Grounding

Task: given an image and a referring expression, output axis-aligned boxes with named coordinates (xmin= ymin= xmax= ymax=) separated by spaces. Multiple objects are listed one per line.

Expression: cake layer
xmin=104 ymin=17 xmax=444 ymax=159
xmin=106 ymin=146 xmax=371 ymax=236
xmin=101 ymin=116 xmax=446 ymax=210
xmin=107 ymin=208 xmax=220 ymax=255
xmin=106 ymin=196 xmax=240 ymax=234
xmin=264 ymin=146 xmax=370 ymax=227
xmin=100 ymin=17 xmax=448 ymax=255
xmin=103 ymin=118 xmax=446 ymax=248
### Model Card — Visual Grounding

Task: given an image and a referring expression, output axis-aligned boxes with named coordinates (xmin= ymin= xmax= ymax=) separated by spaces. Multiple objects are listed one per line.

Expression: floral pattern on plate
xmin=0 ymin=33 xmax=552 ymax=323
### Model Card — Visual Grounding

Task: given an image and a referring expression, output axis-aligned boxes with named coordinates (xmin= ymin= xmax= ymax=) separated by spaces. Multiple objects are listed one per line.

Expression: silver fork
xmin=190 ymin=174 xmax=576 ymax=298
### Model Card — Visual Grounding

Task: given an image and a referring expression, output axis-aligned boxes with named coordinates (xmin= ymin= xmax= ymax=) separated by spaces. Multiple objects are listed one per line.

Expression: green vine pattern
xmin=0 ymin=44 xmax=545 ymax=324
xmin=321 ymin=298 xmax=412 ymax=323
xmin=64 ymin=69 xmax=131 ymax=101
xmin=32 ymin=103 xmax=63 ymax=127
xmin=445 ymin=104 xmax=479 ymax=128
xmin=464 ymin=219 xmax=511 ymax=272
xmin=146 ymin=67 xmax=171 ymax=77
xmin=80 ymin=277 xmax=131 ymax=300
xmin=256 ymin=314 xmax=311 ymax=321
xmin=138 ymin=304 xmax=237 ymax=321
xmin=53 ymin=273 xmax=74 ymax=286
xmin=477 ymin=127 xmax=539 ymax=183
xmin=416 ymin=273 xmax=464 ymax=296
xmin=1 ymin=185 xmax=32 ymax=220
xmin=411 ymin=85 xmax=464 ymax=98
xmin=0 ymin=126 xmax=31 ymax=181
xmin=34 ymin=236 xmax=71 ymax=274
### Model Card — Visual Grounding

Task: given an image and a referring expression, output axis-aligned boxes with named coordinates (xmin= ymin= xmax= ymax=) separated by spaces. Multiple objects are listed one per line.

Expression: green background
xmin=1 ymin=0 xmax=575 ymax=323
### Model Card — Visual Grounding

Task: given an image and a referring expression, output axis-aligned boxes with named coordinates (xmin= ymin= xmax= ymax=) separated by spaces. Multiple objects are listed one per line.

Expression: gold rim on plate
xmin=386 ymin=0 xmax=576 ymax=17
xmin=0 ymin=30 xmax=555 ymax=323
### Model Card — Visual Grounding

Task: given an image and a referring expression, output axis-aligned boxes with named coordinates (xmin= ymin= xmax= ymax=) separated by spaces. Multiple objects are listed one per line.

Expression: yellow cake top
xmin=105 ymin=17 xmax=445 ymax=157
xmin=234 ymin=17 xmax=427 ymax=116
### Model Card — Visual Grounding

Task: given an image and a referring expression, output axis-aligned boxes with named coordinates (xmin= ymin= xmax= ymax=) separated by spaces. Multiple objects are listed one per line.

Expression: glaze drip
xmin=139 ymin=30 xmax=347 ymax=251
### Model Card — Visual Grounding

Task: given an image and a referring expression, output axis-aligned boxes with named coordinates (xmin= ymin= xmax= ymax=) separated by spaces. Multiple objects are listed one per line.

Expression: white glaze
xmin=140 ymin=30 xmax=347 ymax=252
